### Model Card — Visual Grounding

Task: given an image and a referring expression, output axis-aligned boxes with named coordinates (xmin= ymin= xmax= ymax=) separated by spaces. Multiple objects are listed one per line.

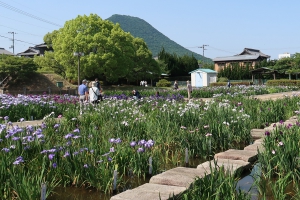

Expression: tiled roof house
xmin=213 ymin=48 xmax=270 ymax=72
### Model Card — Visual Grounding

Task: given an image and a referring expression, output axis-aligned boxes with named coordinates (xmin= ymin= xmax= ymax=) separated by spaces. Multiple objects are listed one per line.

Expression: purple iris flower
xmin=52 ymin=163 xmax=57 ymax=168
xmin=110 ymin=147 xmax=115 ymax=152
xmin=64 ymin=133 xmax=74 ymax=139
xmin=265 ymin=131 xmax=270 ymax=136
xmin=73 ymin=128 xmax=80 ymax=133
xmin=13 ymin=156 xmax=24 ymax=165
xmin=83 ymin=164 xmax=88 ymax=168
xmin=138 ymin=139 xmax=146 ymax=146
xmin=2 ymin=148 xmax=10 ymax=152
xmin=109 ymin=138 xmax=115 ymax=143
xmin=137 ymin=147 xmax=144 ymax=153
xmin=54 ymin=124 xmax=60 ymax=129
xmin=48 ymin=154 xmax=55 ymax=160
xmin=115 ymin=138 xmax=122 ymax=144
xmin=130 ymin=141 xmax=137 ymax=147
xmin=63 ymin=152 xmax=70 ymax=157
xmin=12 ymin=137 xmax=20 ymax=141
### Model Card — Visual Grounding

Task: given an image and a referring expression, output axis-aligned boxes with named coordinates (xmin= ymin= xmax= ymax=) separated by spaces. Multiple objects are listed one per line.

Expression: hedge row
xmin=266 ymin=79 xmax=300 ymax=86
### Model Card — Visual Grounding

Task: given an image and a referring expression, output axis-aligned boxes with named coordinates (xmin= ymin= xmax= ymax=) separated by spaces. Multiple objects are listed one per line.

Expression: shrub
xmin=156 ymin=79 xmax=171 ymax=87
xmin=217 ymin=77 xmax=228 ymax=82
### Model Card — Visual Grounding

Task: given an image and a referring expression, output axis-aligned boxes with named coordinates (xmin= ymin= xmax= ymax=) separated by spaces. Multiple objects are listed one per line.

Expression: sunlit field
xmin=0 ymin=85 xmax=299 ymax=199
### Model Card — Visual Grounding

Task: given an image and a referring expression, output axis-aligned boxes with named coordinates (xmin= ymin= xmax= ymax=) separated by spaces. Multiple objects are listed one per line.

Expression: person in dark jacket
xmin=132 ymin=90 xmax=141 ymax=100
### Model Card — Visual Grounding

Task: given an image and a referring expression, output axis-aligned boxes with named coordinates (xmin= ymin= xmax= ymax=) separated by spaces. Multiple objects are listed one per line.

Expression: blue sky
xmin=1 ymin=0 xmax=299 ymax=60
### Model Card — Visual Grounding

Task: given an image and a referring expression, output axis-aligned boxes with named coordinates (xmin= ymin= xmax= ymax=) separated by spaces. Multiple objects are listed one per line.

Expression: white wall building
xmin=189 ymin=68 xmax=217 ymax=87
xmin=278 ymin=53 xmax=294 ymax=59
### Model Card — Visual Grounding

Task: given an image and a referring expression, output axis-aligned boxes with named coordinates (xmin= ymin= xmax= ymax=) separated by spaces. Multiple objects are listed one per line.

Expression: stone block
xmin=214 ymin=149 xmax=257 ymax=162
xmin=244 ymin=143 xmax=264 ymax=153
xmin=197 ymin=159 xmax=251 ymax=175
xmin=149 ymin=167 xmax=206 ymax=188
xmin=110 ymin=183 xmax=186 ymax=200
xmin=250 ymin=129 xmax=266 ymax=139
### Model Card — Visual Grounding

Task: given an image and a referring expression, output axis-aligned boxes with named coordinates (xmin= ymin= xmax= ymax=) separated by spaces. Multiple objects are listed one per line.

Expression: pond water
xmin=47 ymin=142 xmax=249 ymax=200
xmin=47 ymin=157 xmax=209 ymax=200
xmin=236 ymin=163 xmax=260 ymax=200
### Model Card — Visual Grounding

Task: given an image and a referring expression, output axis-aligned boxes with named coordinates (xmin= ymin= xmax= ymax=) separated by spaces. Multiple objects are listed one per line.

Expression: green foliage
xmin=210 ymin=81 xmax=252 ymax=87
xmin=49 ymin=14 xmax=159 ymax=84
xmin=107 ymin=14 xmax=212 ymax=63
xmin=0 ymin=55 xmax=37 ymax=82
xmin=155 ymin=79 xmax=171 ymax=87
xmin=180 ymin=166 xmax=250 ymax=200
xmin=266 ymin=79 xmax=300 ymax=86
xmin=34 ymin=51 xmax=66 ymax=78
xmin=158 ymin=48 xmax=199 ymax=76
xmin=217 ymin=77 xmax=228 ymax=82
xmin=217 ymin=62 xmax=252 ymax=80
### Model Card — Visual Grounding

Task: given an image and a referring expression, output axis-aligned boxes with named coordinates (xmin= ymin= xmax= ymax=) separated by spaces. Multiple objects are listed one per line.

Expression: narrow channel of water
xmin=236 ymin=163 xmax=260 ymax=200
xmin=47 ymin=142 xmax=249 ymax=200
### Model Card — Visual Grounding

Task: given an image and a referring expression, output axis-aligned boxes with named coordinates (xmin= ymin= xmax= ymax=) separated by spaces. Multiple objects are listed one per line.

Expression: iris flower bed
xmin=103 ymin=85 xmax=300 ymax=98
xmin=0 ymin=87 xmax=300 ymax=199
xmin=254 ymin=121 xmax=300 ymax=199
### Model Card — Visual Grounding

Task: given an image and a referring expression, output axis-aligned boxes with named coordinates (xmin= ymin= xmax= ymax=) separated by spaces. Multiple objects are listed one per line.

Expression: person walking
xmin=95 ymin=78 xmax=103 ymax=101
xmin=89 ymin=81 xmax=101 ymax=104
xmin=187 ymin=80 xmax=192 ymax=100
xmin=78 ymin=79 xmax=89 ymax=114
xmin=227 ymin=79 xmax=231 ymax=88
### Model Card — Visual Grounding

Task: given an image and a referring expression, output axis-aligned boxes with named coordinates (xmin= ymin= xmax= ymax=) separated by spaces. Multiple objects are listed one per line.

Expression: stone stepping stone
xmin=110 ymin=183 xmax=186 ymax=200
xmin=244 ymin=143 xmax=264 ymax=153
xmin=149 ymin=167 xmax=207 ymax=188
xmin=253 ymin=138 xmax=264 ymax=144
xmin=214 ymin=149 xmax=257 ymax=162
xmin=197 ymin=159 xmax=251 ymax=175
xmin=250 ymin=129 xmax=266 ymax=139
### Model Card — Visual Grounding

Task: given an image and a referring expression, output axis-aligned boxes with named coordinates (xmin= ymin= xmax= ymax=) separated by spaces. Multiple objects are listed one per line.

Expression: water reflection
xmin=47 ymin=187 xmax=111 ymax=200
xmin=236 ymin=163 xmax=260 ymax=200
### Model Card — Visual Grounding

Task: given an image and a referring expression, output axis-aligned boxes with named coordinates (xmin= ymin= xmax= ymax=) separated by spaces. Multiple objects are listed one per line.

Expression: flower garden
xmin=0 ymin=85 xmax=299 ymax=199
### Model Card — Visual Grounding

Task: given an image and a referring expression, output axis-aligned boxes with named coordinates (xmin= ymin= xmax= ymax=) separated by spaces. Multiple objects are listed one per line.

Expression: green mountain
xmin=106 ymin=14 xmax=212 ymax=63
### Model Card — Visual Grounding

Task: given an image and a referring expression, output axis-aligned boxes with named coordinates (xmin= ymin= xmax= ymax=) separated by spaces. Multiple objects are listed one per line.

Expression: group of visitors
xmin=78 ymin=78 xmax=103 ymax=106
xmin=79 ymin=78 xmax=194 ymax=109
xmin=140 ymin=80 xmax=148 ymax=87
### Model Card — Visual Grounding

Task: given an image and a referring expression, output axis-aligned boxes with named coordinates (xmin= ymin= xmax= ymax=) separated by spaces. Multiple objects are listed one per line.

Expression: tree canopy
xmin=39 ymin=14 xmax=160 ymax=83
xmin=0 ymin=55 xmax=37 ymax=82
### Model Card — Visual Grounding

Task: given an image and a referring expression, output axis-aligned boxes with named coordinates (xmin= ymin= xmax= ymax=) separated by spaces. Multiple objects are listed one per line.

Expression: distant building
xmin=213 ymin=48 xmax=270 ymax=72
xmin=0 ymin=47 xmax=14 ymax=56
xmin=189 ymin=68 xmax=217 ymax=87
xmin=278 ymin=53 xmax=294 ymax=59
xmin=17 ymin=43 xmax=52 ymax=58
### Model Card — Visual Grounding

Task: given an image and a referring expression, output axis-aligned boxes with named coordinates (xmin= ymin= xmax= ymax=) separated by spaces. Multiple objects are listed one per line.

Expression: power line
xmin=0 ymin=24 xmax=43 ymax=37
xmin=0 ymin=1 xmax=62 ymax=27
xmin=0 ymin=34 xmax=38 ymax=46
xmin=0 ymin=14 xmax=51 ymax=30
xmin=9 ymin=0 xmax=62 ymax=22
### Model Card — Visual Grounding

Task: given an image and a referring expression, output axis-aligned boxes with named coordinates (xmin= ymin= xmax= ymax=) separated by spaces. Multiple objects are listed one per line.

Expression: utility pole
xmin=8 ymin=32 xmax=16 ymax=54
xmin=198 ymin=44 xmax=208 ymax=57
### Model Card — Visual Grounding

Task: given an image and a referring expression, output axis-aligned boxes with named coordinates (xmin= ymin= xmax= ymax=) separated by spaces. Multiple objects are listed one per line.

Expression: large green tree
xmin=48 ymin=14 xmax=159 ymax=83
xmin=34 ymin=51 xmax=66 ymax=78
xmin=0 ymin=55 xmax=37 ymax=82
